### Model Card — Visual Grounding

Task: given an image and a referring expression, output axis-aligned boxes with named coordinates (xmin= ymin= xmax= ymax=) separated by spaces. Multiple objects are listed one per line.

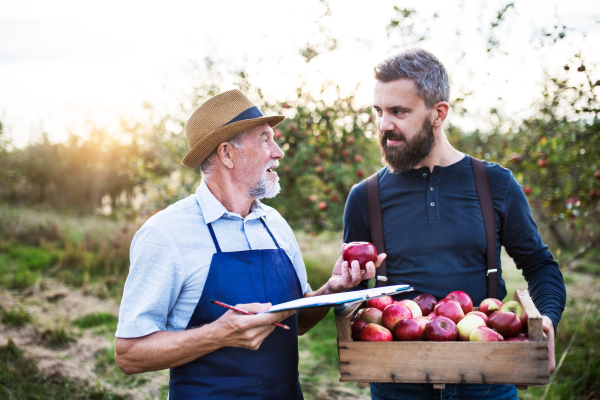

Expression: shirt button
xmin=422 ymin=173 xmax=427 ymax=177
xmin=430 ymin=187 xmax=435 ymax=191
xmin=430 ymin=202 xmax=435 ymax=207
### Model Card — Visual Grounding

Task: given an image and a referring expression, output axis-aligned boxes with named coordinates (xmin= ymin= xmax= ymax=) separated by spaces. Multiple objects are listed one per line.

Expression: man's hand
xmin=115 ymin=303 xmax=295 ymax=375
xmin=214 ymin=303 xmax=296 ymax=350
xmin=542 ymin=315 xmax=556 ymax=373
xmin=326 ymin=243 xmax=386 ymax=294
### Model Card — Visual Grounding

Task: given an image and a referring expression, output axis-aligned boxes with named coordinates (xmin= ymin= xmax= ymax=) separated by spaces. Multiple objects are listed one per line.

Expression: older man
xmin=344 ymin=49 xmax=566 ymax=399
xmin=115 ymin=89 xmax=382 ymax=399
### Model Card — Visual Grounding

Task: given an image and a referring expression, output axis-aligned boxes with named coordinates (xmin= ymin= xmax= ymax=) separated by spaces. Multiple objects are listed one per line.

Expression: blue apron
xmin=169 ymin=218 xmax=304 ymax=399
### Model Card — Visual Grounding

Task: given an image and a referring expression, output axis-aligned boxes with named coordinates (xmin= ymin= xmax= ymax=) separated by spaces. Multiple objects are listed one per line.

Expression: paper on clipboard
xmin=260 ymin=284 xmax=414 ymax=313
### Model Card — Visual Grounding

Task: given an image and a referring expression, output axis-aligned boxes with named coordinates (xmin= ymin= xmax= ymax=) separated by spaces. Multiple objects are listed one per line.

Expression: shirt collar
xmin=195 ymin=180 xmax=268 ymax=224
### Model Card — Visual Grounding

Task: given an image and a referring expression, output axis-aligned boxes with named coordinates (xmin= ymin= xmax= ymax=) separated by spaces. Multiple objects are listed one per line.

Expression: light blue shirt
xmin=116 ymin=180 xmax=311 ymax=338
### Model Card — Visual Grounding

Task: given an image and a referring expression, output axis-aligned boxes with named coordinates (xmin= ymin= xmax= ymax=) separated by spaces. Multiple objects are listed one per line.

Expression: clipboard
xmin=260 ymin=284 xmax=414 ymax=313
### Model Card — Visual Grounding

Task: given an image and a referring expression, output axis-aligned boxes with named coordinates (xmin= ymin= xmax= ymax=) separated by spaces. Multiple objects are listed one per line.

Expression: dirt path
xmin=0 ymin=278 xmax=168 ymax=399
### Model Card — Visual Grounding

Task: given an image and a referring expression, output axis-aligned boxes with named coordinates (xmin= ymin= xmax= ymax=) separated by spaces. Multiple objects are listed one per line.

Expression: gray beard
xmin=380 ymin=116 xmax=435 ymax=173
xmin=250 ymin=170 xmax=281 ymax=199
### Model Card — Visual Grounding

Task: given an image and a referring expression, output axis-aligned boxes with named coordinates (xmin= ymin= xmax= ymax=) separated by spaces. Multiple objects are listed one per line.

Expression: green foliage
xmin=260 ymin=90 xmax=380 ymax=232
xmin=0 ymin=339 xmax=124 ymax=399
xmin=1 ymin=308 xmax=32 ymax=327
xmin=74 ymin=313 xmax=118 ymax=330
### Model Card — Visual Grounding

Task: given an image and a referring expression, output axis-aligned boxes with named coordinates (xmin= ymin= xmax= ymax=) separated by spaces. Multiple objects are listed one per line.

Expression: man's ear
xmin=432 ymin=101 xmax=449 ymax=128
xmin=217 ymin=142 xmax=235 ymax=169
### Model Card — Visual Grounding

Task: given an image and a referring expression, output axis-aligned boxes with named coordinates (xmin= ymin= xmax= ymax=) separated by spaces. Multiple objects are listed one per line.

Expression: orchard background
xmin=1 ymin=1 xmax=599 ymax=399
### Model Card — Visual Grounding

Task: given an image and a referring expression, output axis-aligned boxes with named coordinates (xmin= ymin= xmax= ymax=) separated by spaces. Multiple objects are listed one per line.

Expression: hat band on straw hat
xmin=221 ymin=106 xmax=264 ymax=128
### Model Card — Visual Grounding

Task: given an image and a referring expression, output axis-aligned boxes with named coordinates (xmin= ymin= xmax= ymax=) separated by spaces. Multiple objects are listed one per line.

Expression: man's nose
xmin=378 ymin=112 xmax=394 ymax=133
xmin=271 ymin=141 xmax=284 ymax=159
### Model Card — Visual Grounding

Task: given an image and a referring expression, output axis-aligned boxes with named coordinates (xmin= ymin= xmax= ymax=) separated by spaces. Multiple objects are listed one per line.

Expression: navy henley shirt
xmin=343 ymin=155 xmax=566 ymax=330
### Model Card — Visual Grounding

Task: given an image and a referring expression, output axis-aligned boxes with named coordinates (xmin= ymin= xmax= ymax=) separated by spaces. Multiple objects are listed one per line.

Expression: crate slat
xmin=338 ymin=341 xmax=549 ymax=385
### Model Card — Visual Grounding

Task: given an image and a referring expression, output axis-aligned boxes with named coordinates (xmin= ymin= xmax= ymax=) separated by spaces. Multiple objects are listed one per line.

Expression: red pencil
xmin=210 ymin=299 xmax=290 ymax=330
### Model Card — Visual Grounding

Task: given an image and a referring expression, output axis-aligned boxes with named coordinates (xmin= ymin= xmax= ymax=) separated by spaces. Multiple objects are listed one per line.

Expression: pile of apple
xmin=351 ymin=291 xmax=529 ymax=343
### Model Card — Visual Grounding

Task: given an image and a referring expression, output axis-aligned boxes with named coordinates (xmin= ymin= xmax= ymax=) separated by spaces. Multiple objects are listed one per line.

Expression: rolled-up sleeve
xmin=116 ymin=224 xmax=184 ymax=338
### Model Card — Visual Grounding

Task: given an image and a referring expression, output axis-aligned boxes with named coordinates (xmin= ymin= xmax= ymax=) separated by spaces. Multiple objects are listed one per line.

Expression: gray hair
xmin=199 ymin=130 xmax=246 ymax=175
xmin=374 ymin=48 xmax=450 ymax=108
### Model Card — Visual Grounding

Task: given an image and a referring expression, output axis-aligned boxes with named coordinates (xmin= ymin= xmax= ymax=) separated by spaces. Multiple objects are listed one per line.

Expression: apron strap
xmin=206 ymin=223 xmax=222 ymax=253
xmin=259 ymin=218 xmax=281 ymax=249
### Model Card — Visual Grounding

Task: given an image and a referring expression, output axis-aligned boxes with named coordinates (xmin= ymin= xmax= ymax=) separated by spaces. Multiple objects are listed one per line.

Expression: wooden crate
xmin=335 ymin=289 xmax=549 ymax=389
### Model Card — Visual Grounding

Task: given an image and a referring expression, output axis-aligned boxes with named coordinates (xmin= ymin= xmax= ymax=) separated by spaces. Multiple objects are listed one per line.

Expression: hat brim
xmin=181 ymin=115 xmax=285 ymax=169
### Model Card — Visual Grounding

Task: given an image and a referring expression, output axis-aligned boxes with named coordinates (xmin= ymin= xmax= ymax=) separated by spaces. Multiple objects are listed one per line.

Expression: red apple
xmin=423 ymin=316 xmax=458 ymax=342
xmin=487 ymin=311 xmax=522 ymax=338
xmin=500 ymin=300 xmax=528 ymax=329
xmin=445 ymin=291 xmax=473 ymax=314
xmin=366 ymin=295 xmax=393 ymax=312
xmin=595 ymin=170 xmax=600 ymax=180
xmin=508 ymin=153 xmax=521 ymax=164
xmin=506 ymin=333 xmax=529 ymax=342
xmin=351 ymin=319 xmax=368 ymax=341
xmin=382 ymin=303 xmax=413 ymax=330
xmin=355 ymin=308 xmax=364 ymax=321
xmin=317 ymin=201 xmax=327 ymax=210
xmin=434 ymin=299 xmax=465 ymax=324
xmin=456 ymin=314 xmax=487 ymax=341
xmin=537 ymin=159 xmax=548 ymax=168
xmin=393 ymin=318 xmax=424 ymax=341
xmin=523 ymin=185 xmax=532 ymax=196
xmin=478 ymin=298 xmax=503 ymax=317
xmin=398 ymin=300 xmax=422 ymax=318
xmin=343 ymin=242 xmax=377 ymax=270
xmin=466 ymin=311 xmax=488 ymax=323
xmin=413 ymin=293 xmax=437 ymax=316
xmin=414 ymin=315 xmax=433 ymax=330
xmin=356 ymin=169 xmax=365 ymax=178
xmin=360 ymin=307 xmax=383 ymax=326
xmin=359 ymin=323 xmax=393 ymax=342
xmin=469 ymin=326 xmax=504 ymax=342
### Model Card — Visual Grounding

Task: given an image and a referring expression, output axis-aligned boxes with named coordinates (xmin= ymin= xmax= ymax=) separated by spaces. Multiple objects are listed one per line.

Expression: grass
xmin=0 ymin=339 xmax=124 ymax=400
xmin=1 ymin=308 xmax=32 ymax=327
xmin=37 ymin=327 xmax=75 ymax=349
xmin=74 ymin=313 xmax=119 ymax=331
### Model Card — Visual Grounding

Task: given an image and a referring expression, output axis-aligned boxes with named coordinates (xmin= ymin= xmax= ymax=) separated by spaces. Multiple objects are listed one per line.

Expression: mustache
xmin=265 ymin=161 xmax=279 ymax=171
xmin=381 ymin=131 xmax=406 ymax=143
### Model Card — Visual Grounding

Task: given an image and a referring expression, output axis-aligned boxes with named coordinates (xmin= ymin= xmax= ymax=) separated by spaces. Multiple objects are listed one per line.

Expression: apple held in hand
xmin=466 ymin=311 xmax=488 ymax=323
xmin=469 ymin=326 xmax=504 ymax=342
xmin=393 ymin=318 xmax=424 ymax=341
xmin=456 ymin=314 xmax=487 ymax=341
xmin=367 ymin=295 xmax=393 ymax=312
xmin=398 ymin=299 xmax=422 ymax=318
xmin=445 ymin=291 xmax=473 ymax=314
xmin=413 ymin=293 xmax=437 ymax=316
xmin=360 ymin=307 xmax=384 ymax=326
xmin=434 ymin=299 xmax=465 ymax=324
xmin=478 ymin=298 xmax=503 ymax=317
xmin=359 ymin=323 xmax=393 ymax=342
xmin=487 ymin=311 xmax=522 ymax=338
xmin=342 ymin=242 xmax=377 ymax=270
xmin=382 ymin=303 xmax=413 ymax=330
xmin=423 ymin=316 xmax=458 ymax=341
xmin=351 ymin=319 xmax=368 ymax=341
xmin=499 ymin=300 xmax=528 ymax=329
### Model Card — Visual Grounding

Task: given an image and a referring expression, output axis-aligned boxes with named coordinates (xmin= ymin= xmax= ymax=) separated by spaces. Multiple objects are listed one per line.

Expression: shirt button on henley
xmin=430 ymin=202 xmax=435 ymax=207
xmin=430 ymin=187 xmax=435 ymax=191
xmin=422 ymin=173 xmax=428 ymax=177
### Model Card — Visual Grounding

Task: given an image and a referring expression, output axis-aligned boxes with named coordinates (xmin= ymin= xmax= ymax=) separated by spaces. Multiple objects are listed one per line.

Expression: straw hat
xmin=181 ymin=89 xmax=285 ymax=169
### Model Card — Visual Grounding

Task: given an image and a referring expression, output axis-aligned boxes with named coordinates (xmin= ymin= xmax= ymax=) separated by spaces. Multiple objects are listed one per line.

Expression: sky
xmin=0 ymin=0 xmax=599 ymax=148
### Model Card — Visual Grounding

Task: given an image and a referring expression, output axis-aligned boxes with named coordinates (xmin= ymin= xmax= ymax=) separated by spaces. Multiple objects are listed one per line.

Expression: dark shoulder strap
xmin=470 ymin=156 xmax=498 ymax=299
xmin=365 ymin=172 xmax=387 ymax=286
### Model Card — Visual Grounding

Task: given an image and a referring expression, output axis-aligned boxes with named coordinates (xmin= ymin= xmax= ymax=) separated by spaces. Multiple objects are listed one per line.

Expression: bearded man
xmin=343 ymin=49 xmax=566 ymax=400
xmin=115 ymin=89 xmax=383 ymax=399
